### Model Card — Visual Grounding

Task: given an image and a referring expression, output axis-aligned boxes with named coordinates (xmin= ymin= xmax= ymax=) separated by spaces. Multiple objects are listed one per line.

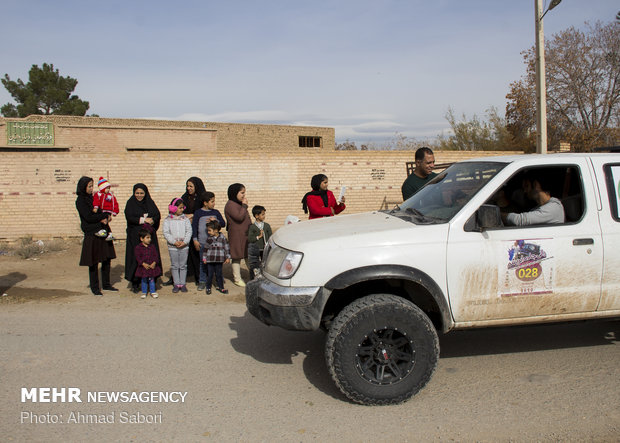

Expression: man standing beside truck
xmin=401 ymin=147 xmax=437 ymax=200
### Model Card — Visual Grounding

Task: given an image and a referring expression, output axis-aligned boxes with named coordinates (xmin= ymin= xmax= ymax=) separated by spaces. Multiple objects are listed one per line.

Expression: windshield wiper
xmin=405 ymin=207 xmax=425 ymax=217
xmin=404 ymin=207 xmax=438 ymax=224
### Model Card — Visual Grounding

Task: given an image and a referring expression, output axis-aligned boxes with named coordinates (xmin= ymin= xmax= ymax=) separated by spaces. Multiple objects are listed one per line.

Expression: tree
xmin=2 ymin=63 xmax=90 ymax=117
xmin=387 ymin=132 xmax=424 ymax=150
xmin=437 ymin=107 xmax=518 ymax=151
xmin=335 ymin=140 xmax=356 ymax=150
xmin=505 ymin=78 xmax=537 ymax=152
xmin=506 ymin=21 xmax=620 ymax=152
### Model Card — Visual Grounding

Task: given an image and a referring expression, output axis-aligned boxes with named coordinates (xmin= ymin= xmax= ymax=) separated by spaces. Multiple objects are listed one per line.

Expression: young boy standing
xmin=247 ymin=205 xmax=272 ymax=279
xmin=192 ymin=191 xmax=226 ymax=291
xmin=202 ymin=220 xmax=231 ymax=294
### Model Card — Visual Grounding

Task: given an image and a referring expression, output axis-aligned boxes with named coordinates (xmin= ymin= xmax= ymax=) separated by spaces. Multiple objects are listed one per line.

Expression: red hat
xmin=98 ymin=177 xmax=110 ymax=192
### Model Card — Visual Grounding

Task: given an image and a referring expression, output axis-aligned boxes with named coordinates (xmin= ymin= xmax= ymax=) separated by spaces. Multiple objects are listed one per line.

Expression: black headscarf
xmin=301 ymin=174 xmax=329 ymax=214
xmin=76 ymin=176 xmax=93 ymax=199
xmin=182 ymin=176 xmax=206 ymax=214
xmin=125 ymin=183 xmax=161 ymax=230
xmin=227 ymin=183 xmax=245 ymax=205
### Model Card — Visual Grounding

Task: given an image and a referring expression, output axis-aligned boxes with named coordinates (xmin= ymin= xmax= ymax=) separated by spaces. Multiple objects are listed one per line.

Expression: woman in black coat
xmin=124 ymin=183 xmax=161 ymax=292
xmin=181 ymin=176 xmax=206 ymax=285
xmin=75 ymin=176 xmax=117 ymax=296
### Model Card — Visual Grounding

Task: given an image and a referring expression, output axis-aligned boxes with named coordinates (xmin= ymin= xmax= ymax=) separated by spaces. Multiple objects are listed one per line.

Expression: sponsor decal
xmin=500 ymin=239 xmax=555 ymax=297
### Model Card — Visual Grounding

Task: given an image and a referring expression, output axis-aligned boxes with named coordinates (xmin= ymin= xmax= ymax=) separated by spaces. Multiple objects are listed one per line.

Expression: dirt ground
xmin=0 ymin=238 xmax=247 ymax=304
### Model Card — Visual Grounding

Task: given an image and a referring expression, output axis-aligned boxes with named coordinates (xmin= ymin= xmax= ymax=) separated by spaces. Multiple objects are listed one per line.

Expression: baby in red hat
xmin=93 ymin=177 xmax=119 ymax=241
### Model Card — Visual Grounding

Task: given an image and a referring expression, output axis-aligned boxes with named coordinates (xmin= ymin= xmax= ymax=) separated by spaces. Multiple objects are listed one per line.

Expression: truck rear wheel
xmin=325 ymin=294 xmax=439 ymax=405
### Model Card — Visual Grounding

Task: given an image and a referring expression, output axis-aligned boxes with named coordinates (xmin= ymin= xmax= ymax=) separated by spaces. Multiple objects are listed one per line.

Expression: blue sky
xmin=1 ymin=0 xmax=617 ymax=145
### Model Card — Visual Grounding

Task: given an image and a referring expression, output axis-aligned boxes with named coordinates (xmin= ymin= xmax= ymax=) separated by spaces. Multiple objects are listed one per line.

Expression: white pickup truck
xmin=246 ymin=153 xmax=620 ymax=405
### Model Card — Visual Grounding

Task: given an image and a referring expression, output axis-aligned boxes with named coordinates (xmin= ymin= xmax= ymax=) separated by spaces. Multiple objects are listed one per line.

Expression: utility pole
xmin=535 ymin=0 xmax=562 ymax=154
xmin=535 ymin=0 xmax=547 ymax=154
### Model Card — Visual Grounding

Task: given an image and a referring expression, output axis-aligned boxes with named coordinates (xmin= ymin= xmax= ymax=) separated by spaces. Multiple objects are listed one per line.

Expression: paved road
xmin=1 ymin=295 xmax=619 ymax=442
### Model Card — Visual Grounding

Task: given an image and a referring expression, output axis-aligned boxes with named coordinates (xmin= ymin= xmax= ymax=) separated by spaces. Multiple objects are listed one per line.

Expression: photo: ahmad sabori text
xmin=21 ymin=410 xmax=163 ymax=424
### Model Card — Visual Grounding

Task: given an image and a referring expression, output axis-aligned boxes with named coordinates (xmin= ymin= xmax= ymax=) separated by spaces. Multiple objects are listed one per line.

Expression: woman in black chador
xmin=75 ymin=176 xmax=117 ymax=296
xmin=180 ymin=176 xmax=206 ymax=285
xmin=124 ymin=183 xmax=161 ymax=292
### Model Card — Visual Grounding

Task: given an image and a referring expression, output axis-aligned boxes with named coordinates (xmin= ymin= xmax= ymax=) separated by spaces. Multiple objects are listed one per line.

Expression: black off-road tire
xmin=325 ymin=294 xmax=439 ymax=406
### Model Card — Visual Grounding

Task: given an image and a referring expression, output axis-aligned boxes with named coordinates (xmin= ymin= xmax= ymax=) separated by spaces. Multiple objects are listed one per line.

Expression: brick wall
xmin=0 ymin=116 xmax=519 ymax=241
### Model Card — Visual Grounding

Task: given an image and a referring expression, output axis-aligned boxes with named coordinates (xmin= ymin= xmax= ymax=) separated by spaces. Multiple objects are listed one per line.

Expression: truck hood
xmin=273 ymin=211 xmax=435 ymax=252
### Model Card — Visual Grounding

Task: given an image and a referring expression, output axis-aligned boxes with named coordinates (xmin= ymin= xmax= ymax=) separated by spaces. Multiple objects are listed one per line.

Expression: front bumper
xmin=245 ymin=276 xmax=330 ymax=331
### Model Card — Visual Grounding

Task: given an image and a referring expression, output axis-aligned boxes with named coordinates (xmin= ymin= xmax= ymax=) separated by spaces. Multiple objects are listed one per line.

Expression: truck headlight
xmin=264 ymin=244 xmax=303 ymax=279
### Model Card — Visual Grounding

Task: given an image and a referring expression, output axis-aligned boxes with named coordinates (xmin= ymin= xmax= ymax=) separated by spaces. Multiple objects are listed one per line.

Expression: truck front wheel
xmin=325 ymin=294 xmax=439 ymax=405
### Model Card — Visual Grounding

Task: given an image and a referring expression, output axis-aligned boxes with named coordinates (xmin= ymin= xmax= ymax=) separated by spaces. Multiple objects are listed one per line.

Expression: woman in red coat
xmin=224 ymin=183 xmax=251 ymax=287
xmin=301 ymin=174 xmax=346 ymax=219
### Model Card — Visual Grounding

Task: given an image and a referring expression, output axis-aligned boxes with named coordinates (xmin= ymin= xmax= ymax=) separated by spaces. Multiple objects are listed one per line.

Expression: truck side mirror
xmin=464 ymin=204 xmax=503 ymax=232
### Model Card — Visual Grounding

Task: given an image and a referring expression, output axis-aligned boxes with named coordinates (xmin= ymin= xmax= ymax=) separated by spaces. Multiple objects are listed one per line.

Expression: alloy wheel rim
xmin=355 ymin=327 xmax=415 ymax=385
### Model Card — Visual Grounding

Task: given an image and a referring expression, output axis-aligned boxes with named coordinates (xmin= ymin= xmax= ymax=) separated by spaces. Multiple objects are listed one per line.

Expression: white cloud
xmin=161 ymin=111 xmax=294 ymax=123
xmin=349 ymin=121 xmax=404 ymax=134
xmin=145 ymin=110 xmax=451 ymax=144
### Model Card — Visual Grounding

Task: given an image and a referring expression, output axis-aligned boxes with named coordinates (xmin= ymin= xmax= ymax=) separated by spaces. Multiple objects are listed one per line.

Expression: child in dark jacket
xmin=202 ymin=220 xmax=231 ymax=295
xmin=134 ymin=227 xmax=162 ymax=299
xmin=247 ymin=205 xmax=272 ymax=279
xmin=192 ymin=191 xmax=226 ymax=290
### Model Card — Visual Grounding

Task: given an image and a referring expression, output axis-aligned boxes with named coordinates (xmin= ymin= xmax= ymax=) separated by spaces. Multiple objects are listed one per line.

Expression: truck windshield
xmin=394 ymin=161 xmax=507 ymax=224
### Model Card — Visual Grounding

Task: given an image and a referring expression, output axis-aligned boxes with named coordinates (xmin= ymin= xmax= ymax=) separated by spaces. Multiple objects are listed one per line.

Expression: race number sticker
xmin=499 ymin=239 xmax=555 ymax=297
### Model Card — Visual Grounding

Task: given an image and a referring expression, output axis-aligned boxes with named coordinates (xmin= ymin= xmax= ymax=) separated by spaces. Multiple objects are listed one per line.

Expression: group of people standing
xmin=75 ymin=173 xmax=348 ymax=298
xmin=76 ymin=174 xmax=345 ymax=298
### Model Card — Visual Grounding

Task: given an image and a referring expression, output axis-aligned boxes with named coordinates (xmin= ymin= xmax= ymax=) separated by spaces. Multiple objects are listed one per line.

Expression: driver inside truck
xmin=501 ymin=172 xmax=565 ymax=226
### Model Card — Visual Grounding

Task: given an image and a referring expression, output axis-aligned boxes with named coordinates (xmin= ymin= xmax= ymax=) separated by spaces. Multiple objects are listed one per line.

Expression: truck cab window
xmin=484 ymin=166 xmax=584 ymax=227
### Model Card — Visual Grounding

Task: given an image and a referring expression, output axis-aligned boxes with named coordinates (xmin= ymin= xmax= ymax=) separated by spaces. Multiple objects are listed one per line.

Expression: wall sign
xmin=371 ymin=168 xmax=385 ymax=180
xmin=7 ymin=121 xmax=54 ymax=146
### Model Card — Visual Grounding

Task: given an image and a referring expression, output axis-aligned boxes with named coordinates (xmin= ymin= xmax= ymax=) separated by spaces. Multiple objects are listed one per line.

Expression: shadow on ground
xmin=0 ymin=286 xmax=82 ymax=303
xmin=0 ymin=272 xmax=73 ymax=303
xmin=439 ymin=320 xmax=619 ymax=358
xmin=0 ymin=271 xmax=27 ymax=293
xmin=110 ymin=264 xmax=125 ymax=286
xmin=228 ymin=311 xmax=345 ymax=401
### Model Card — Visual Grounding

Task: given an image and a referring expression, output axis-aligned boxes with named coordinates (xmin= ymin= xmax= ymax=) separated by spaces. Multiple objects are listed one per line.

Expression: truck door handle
xmin=573 ymin=238 xmax=594 ymax=246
